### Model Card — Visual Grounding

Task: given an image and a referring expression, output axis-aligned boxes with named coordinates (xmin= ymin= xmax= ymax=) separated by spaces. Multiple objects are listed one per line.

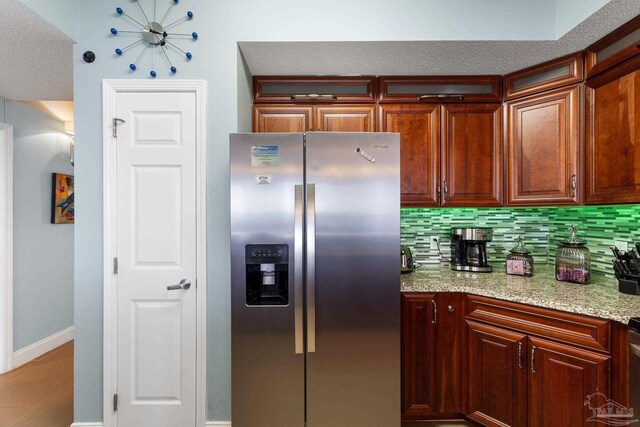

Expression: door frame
xmin=102 ymin=79 xmax=207 ymax=427
xmin=0 ymin=123 xmax=13 ymax=374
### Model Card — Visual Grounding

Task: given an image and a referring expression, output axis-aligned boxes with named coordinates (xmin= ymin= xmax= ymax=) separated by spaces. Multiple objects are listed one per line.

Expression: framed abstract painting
xmin=51 ymin=173 xmax=74 ymax=224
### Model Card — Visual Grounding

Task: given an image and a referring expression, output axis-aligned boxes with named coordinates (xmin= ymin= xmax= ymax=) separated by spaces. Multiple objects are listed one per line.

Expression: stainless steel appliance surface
xmin=230 ymin=132 xmax=401 ymax=427
xmin=451 ymin=227 xmax=494 ymax=272
xmin=401 ymin=246 xmax=414 ymax=273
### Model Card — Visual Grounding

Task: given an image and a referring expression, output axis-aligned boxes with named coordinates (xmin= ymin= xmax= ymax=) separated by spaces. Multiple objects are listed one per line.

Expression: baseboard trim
xmin=13 ymin=326 xmax=73 ymax=368
xmin=70 ymin=423 xmax=103 ymax=427
xmin=206 ymin=422 xmax=231 ymax=427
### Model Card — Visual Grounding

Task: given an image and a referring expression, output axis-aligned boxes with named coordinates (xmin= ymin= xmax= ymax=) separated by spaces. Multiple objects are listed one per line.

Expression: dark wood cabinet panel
xmin=378 ymin=104 xmax=440 ymax=207
xmin=466 ymin=320 xmax=527 ymax=427
xmin=402 ymin=293 xmax=437 ymax=419
xmin=528 ymin=337 xmax=610 ymax=427
xmin=253 ymin=105 xmax=312 ymax=133
xmin=586 ymin=68 xmax=640 ymax=203
xmin=379 ymin=76 xmax=502 ymax=103
xmin=506 ymin=85 xmax=581 ymax=206
xmin=434 ymin=292 xmax=463 ymax=415
xmin=504 ymin=52 xmax=584 ymax=100
xmin=315 ymin=105 xmax=375 ymax=132
xmin=253 ymin=76 xmax=377 ymax=103
xmin=441 ymin=104 xmax=503 ymax=207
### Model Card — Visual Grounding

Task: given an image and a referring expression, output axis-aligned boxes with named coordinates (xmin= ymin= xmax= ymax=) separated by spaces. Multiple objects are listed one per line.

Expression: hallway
xmin=0 ymin=341 xmax=73 ymax=426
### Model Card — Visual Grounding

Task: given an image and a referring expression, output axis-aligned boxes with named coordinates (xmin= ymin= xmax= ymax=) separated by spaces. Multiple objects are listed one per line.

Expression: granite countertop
xmin=401 ymin=265 xmax=640 ymax=324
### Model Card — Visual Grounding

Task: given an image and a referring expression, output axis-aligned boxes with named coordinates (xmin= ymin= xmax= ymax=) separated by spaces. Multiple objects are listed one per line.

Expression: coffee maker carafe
xmin=451 ymin=227 xmax=493 ymax=272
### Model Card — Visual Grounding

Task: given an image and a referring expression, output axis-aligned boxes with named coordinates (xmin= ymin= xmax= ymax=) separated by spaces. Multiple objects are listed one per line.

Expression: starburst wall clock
xmin=110 ymin=0 xmax=198 ymax=78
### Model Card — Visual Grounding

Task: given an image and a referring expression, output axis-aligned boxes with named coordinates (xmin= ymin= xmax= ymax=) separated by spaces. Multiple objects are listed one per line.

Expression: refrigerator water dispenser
xmin=245 ymin=244 xmax=289 ymax=306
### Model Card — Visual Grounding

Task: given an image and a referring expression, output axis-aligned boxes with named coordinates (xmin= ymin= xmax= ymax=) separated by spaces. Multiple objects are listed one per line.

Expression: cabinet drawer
xmin=465 ymin=295 xmax=610 ymax=353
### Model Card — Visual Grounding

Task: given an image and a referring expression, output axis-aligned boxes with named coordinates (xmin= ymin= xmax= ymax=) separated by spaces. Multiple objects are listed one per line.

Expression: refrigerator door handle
xmin=307 ymin=183 xmax=317 ymax=353
xmin=294 ymin=185 xmax=304 ymax=355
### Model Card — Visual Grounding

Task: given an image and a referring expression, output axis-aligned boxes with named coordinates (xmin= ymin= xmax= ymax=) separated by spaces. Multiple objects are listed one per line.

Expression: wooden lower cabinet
xmin=402 ymin=292 xmax=624 ymax=426
xmin=528 ymin=337 xmax=610 ymax=427
xmin=466 ymin=321 xmax=527 ymax=427
xmin=401 ymin=293 xmax=463 ymax=419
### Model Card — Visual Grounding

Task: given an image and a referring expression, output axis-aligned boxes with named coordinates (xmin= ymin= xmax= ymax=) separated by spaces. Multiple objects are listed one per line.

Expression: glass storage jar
xmin=506 ymin=236 xmax=534 ymax=277
xmin=555 ymin=225 xmax=591 ymax=284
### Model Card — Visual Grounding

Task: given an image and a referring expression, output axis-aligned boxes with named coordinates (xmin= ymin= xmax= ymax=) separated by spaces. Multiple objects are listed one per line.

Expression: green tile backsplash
xmin=401 ymin=205 xmax=640 ymax=277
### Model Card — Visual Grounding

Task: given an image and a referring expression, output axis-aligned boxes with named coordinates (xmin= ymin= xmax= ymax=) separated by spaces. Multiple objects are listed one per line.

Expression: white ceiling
xmin=240 ymin=0 xmax=640 ymax=76
xmin=0 ymin=0 xmax=74 ymax=101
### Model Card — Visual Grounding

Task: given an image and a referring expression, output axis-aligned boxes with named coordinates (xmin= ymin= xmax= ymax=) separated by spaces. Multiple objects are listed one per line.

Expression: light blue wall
xmin=5 ymin=100 xmax=74 ymax=351
xmin=20 ymin=0 xmax=79 ymax=40
xmin=71 ymin=0 xmax=585 ymax=423
xmin=556 ymin=0 xmax=610 ymax=37
xmin=0 ymin=97 xmax=5 ymax=123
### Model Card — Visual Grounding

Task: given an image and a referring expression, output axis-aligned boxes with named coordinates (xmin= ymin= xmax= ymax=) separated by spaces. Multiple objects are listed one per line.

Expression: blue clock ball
xmin=173 ymin=0 xmax=179 ymax=3
xmin=110 ymin=28 xmax=117 ymax=35
xmin=192 ymin=32 xmax=198 ymax=39
xmin=186 ymin=52 xmax=192 ymax=60
xmin=116 ymin=7 xmax=123 ymax=14
xmin=171 ymin=66 xmax=177 ymax=74
xmin=187 ymin=11 xmax=193 ymax=19
xmin=150 ymin=71 xmax=157 ymax=78
xmin=129 ymin=64 xmax=136 ymax=71
xmin=115 ymin=48 xmax=123 ymax=55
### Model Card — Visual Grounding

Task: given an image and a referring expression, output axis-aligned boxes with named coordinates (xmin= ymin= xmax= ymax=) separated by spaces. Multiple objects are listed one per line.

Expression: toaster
xmin=401 ymin=246 xmax=414 ymax=274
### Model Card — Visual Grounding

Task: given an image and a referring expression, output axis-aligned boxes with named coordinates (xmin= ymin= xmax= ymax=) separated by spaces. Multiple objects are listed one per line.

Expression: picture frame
xmin=51 ymin=173 xmax=74 ymax=224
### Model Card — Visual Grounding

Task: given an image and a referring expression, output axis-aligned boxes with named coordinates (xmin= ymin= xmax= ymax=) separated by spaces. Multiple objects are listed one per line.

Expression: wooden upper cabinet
xmin=528 ymin=337 xmax=610 ymax=427
xmin=504 ymin=52 xmax=584 ymax=100
xmin=466 ymin=321 xmax=528 ymax=427
xmin=315 ymin=105 xmax=375 ymax=132
xmin=506 ymin=85 xmax=581 ymax=206
xmin=586 ymin=15 xmax=640 ymax=79
xmin=586 ymin=67 xmax=640 ymax=204
xmin=378 ymin=104 xmax=440 ymax=207
xmin=441 ymin=104 xmax=503 ymax=207
xmin=253 ymin=76 xmax=377 ymax=103
xmin=379 ymin=76 xmax=502 ymax=104
xmin=253 ymin=105 xmax=312 ymax=132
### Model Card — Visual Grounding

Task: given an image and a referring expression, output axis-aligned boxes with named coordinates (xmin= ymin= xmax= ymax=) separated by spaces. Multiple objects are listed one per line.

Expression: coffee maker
xmin=451 ymin=227 xmax=493 ymax=272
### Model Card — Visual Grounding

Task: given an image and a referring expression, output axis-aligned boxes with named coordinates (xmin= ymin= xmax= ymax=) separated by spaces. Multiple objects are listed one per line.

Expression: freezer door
xmin=230 ymin=133 xmax=305 ymax=427
xmin=305 ymin=132 xmax=401 ymax=427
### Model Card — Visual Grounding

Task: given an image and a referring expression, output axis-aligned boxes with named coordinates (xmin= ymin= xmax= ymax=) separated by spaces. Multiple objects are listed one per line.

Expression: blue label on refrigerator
xmin=251 ymin=145 xmax=279 ymax=167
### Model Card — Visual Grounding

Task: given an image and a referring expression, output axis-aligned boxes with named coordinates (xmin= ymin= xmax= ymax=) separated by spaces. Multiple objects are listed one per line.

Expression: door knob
xmin=167 ymin=279 xmax=191 ymax=291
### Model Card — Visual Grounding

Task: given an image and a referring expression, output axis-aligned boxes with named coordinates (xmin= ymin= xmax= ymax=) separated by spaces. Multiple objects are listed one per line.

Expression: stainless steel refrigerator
xmin=230 ymin=132 xmax=400 ymax=427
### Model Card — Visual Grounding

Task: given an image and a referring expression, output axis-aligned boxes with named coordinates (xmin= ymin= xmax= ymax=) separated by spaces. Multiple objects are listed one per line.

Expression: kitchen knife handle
xmin=294 ymin=185 xmax=304 ymax=355
xmin=571 ymin=174 xmax=576 ymax=198
xmin=307 ymin=184 xmax=317 ymax=353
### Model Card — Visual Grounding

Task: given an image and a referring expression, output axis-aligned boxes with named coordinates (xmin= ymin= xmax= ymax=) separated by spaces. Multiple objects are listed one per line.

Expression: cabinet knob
xmin=447 ymin=305 xmax=454 ymax=312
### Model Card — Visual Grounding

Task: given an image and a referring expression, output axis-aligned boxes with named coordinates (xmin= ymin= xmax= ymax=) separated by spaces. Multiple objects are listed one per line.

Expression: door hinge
xmin=113 ymin=393 xmax=118 ymax=412
xmin=113 ymin=257 xmax=118 ymax=274
xmin=113 ymin=118 xmax=126 ymax=138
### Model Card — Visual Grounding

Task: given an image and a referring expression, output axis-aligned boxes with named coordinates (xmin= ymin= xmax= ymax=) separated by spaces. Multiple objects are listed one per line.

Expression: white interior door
xmin=115 ymin=91 xmax=197 ymax=426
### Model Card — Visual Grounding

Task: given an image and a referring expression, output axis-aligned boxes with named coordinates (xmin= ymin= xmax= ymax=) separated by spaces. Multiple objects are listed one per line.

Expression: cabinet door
xmin=466 ymin=321 xmax=527 ymax=427
xmin=528 ymin=337 xmax=610 ymax=427
xmin=506 ymin=85 xmax=581 ymax=205
xmin=441 ymin=104 xmax=503 ymax=207
xmin=435 ymin=293 xmax=463 ymax=415
xmin=315 ymin=105 xmax=375 ymax=132
xmin=378 ymin=104 xmax=440 ymax=207
xmin=253 ymin=105 xmax=313 ymax=132
xmin=586 ymin=69 xmax=640 ymax=203
xmin=402 ymin=293 xmax=437 ymax=419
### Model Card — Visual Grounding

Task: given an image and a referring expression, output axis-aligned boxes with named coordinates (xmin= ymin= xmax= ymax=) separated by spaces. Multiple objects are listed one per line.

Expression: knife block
xmin=618 ymin=278 xmax=640 ymax=295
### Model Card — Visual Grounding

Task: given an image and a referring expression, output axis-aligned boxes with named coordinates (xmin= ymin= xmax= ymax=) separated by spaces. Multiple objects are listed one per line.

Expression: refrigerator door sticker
xmin=252 ymin=145 xmax=279 ymax=167
xmin=255 ymin=175 xmax=272 ymax=185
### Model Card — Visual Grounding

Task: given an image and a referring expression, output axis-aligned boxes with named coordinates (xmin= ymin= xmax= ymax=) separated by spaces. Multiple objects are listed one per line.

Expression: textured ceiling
xmin=0 ymin=0 xmax=74 ymax=101
xmin=240 ymin=0 xmax=640 ymax=76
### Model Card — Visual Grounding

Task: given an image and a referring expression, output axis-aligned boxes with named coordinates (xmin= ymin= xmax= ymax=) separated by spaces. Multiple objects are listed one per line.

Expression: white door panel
xmin=116 ymin=91 xmax=197 ymax=427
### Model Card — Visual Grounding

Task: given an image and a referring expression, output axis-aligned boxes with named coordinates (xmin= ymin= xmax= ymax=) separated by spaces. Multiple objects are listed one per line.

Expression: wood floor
xmin=0 ymin=341 xmax=73 ymax=427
